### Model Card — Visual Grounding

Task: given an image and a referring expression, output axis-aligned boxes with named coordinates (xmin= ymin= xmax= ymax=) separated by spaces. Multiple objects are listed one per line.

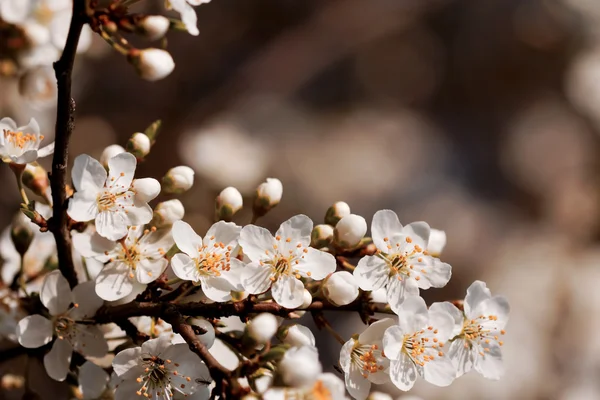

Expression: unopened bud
xmin=279 ymin=346 xmax=321 ymax=388
xmin=277 ymin=324 xmax=316 ymax=347
xmin=246 ymin=313 xmax=278 ymax=344
xmin=334 ymin=214 xmax=367 ymax=249
xmin=22 ymin=164 xmax=49 ymax=197
xmin=152 ymin=199 xmax=185 ymax=226
xmin=126 ymin=132 xmax=151 ymax=159
xmin=215 ymin=186 xmax=243 ymax=221
xmin=162 ymin=166 xmax=195 ymax=194
xmin=139 ymin=15 xmax=170 ymax=40
xmin=322 ymin=271 xmax=359 ymax=306
xmin=253 ymin=178 xmax=282 ymax=217
xmin=186 ymin=317 xmax=215 ymax=349
xmin=294 ymin=289 xmax=312 ymax=318
xmin=428 ymin=228 xmax=447 ymax=257
xmin=310 ymin=224 xmax=333 ymax=248
xmin=11 ymin=212 xmax=34 ymax=256
xmin=100 ymin=144 xmax=125 ymax=169
xmin=324 ymin=201 xmax=350 ymax=226
xmin=130 ymin=48 xmax=175 ymax=81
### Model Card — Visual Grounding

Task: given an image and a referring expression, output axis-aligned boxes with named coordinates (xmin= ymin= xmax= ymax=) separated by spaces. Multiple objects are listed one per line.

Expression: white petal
xmin=67 ymin=191 xmax=99 ymax=222
xmin=43 ymin=338 xmax=73 ymax=381
xmin=448 ymin=339 xmax=474 ymax=378
xmin=382 ymin=326 xmax=404 ymax=361
xmin=12 ymin=150 xmax=39 ymax=164
xmin=401 ymin=222 xmax=430 ymax=249
xmin=107 ymin=152 xmax=136 ymax=190
xmin=429 ymin=302 xmax=463 ymax=337
xmin=95 ymin=262 xmax=133 ymax=301
xmin=371 ymin=210 xmax=403 ymax=251
xmin=72 ymin=154 xmax=106 ymax=193
xmin=125 ymin=200 xmax=153 ymax=226
xmin=345 ymin=365 xmax=370 ymax=400
xmin=132 ymin=178 xmax=160 ymax=202
xmin=136 ymin=258 xmax=168 ymax=284
xmin=464 ymin=280 xmax=492 ymax=317
xmin=389 ymin=355 xmax=417 ymax=391
xmin=427 ymin=228 xmax=446 ymax=256
xmin=271 ymin=275 xmax=304 ymax=308
xmin=427 ymin=310 xmax=455 ymax=342
xmin=275 ymin=214 xmax=312 ymax=249
xmin=70 ymin=281 xmax=104 ymax=319
xmin=423 ymin=357 xmax=455 ymax=387
xmin=37 ymin=142 xmax=55 ymax=158
xmin=170 ymin=253 xmax=199 ymax=282
xmin=241 ymin=261 xmax=273 ymax=294
xmin=95 ymin=210 xmax=129 ymax=241
xmin=73 ymin=325 xmax=108 ymax=357
xmin=17 ymin=315 xmax=53 ymax=348
xmin=79 ymin=361 xmax=109 ymax=400
xmin=143 ymin=336 xmax=172 ymax=356
xmin=387 ymin=276 xmax=419 ymax=315
xmin=114 ymin=378 xmax=143 ymax=400
xmin=172 ymin=220 xmax=202 ymax=257
xmin=474 ymin=296 xmax=510 ymax=330
xmin=339 ymin=339 xmax=354 ymax=373
xmin=358 ymin=318 xmax=395 ymax=344
xmin=474 ymin=342 xmax=504 ymax=379
xmin=396 ymin=296 xmax=428 ymax=334
xmin=201 ymin=276 xmax=234 ymax=302
xmin=170 ymin=0 xmax=199 ymax=35
xmin=353 ymin=255 xmax=388 ymax=291
xmin=413 ymin=258 xmax=451 ymax=290
xmin=72 ymin=231 xmax=116 ymax=261
xmin=239 ymin=225 xmax=274 ymax=261
xmin=205 ymin=221 xmax=241 ymax=247
xmin=295 ymin=248 xmax=336 ymax=280
xmin=161 ymin=343 xmax=210 ymax=395
xmin=41 ymin=270 xmax=73 ymax=315
xmin=112 ymin=346 xmax=141 ymax=376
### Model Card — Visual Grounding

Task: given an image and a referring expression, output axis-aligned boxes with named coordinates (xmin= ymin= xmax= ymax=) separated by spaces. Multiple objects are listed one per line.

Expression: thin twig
xmin=48 ymin=0 xmax=87 ymax=289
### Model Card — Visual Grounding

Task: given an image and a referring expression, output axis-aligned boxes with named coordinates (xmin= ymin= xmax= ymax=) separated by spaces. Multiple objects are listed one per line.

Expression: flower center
xmin=461 ymin=315 xmax=505 ymax=356
xmin=379 ymin=236 xmax=428 ymax=282
xmin=262 ymin=235 xmax=309 ymax=281
xmin=135 ymin=357 xmax=191 ymax=398
xmin=310 ymin=380 xmax=332 ymax=400
xmin=402 ymin=326 xmax=445 ymax=367
xmin=351 ymin=341 xmax=385 ymax=378
xmin=194 ymin=238 xmax=233 ymax=277
xmin=54 ymin=316 xmax=76 ymax=340
xmin=3 ymin=130 xmax=40 ymax=149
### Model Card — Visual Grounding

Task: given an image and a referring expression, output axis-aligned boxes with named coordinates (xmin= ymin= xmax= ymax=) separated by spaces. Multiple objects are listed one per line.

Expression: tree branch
xmin=49 ymin=0 xmax=87 ymax=288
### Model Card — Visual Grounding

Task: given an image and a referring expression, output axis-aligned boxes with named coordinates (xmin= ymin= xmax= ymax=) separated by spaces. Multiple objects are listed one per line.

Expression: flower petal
xmin=136 ymin=258 xmax=168 ymax=284
xmin=43 ymin=338 xmax=73 ymax=381
xmin=358 ymin=318 xmax=395 ymax=344
xmin=37 ymin=142 xmax=55 ymax=158
xmin=474 ymin=342 xmax=504 ymax=379
xmin=241 ymin=261 xmax=273 ymax=294
xmin=131 ymin=178 xmax=160 ymax=202
xmin=169 ymin=0 xmax=199 ymax=35
xmin=79 ymin=361 xmax=109 ymax=400
xmin=239 ymin=225 xmax=274 ymax=261
xmin=72 ymin=154 xmax=106 ymax=193
xmin=396 ymin=295 xmax=428 ymax=334
xmin=339 ymin=339 xmax=354 ymax=373
xmin=73 ymin=325 xmax=108 ymax=357
xmin=448 ymin=339 xmax=475 ymax=378
xmin=387 ymin=275 xmax=419 ymax=315
xmin=201 ymin=276 xmax=234 ymax=302
xmin=41 ymin=270 xmax=73 ymax=315
xmin=112 ymin=346 xmax=142 ymax=377
xmin=294 ymin=248 xmax=336 ymax=280
xmin=412 ymin=258 xmax=451 ymax=290
xmin=161 ymin=343 xmax=211 ymax=395
xmin=371 ymin=210 xmax=403 ymax=251
xmin=172 ymin=220 xmax=202 ymax=258
xmin=402 ymin=221 xmax=430 ymax=249
xmin=353 ymin=255 xmax=388 ymax=291
xmin=429 ymin=302 xmax=463 ymax=337
xmin=70 ymin=281 xmax=104 ymax=319
xmin=423 ymin=357 xmax=456 ymax=387
xmin=170 ymin=253 xmax=198 ymax=282
xmin=473 ymin=295 xmax=510 ymax=330
xmin=107 ymin=152 xmax=136 ymax=191
xmin=72 ymin=230 xmax=116 ymax=260
xmin=271 ymin=275 xmax=304 ymax=308
xmin=125 ymin=200 xmax=153 ymax=226
xmin=464 ymin=280 xmax=492 ymax=317
xmin=67 ymin=191 xmax=99 ymax=222
xmin=389 ymin=355 xmax=417 ymax=391
xmin=95 ymin=262 xmax=133 ymax=301
xmin=275 ymin=215 xmax=312 ymax=250
xmin=17 ymin=315 xmax=53 ymax=348
xmin=345 ymin=365 xmax=370 ymax=400
xmin=95 ymin=210 xmax=129 ymax=241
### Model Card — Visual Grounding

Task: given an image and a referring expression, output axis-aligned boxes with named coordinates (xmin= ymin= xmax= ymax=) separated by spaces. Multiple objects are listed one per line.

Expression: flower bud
xmin=322 ymin=271 xmax=359 ymax=306
xmin=253 ymin=178 xmax=282 ymax=217
xmin=100 ymin=145 xmax=125 ymax=169
xmin=277 ymin=324 xmax=316 ymax=347
xmin=428 ymin=228 xmax=447 ymax=257
xmin=324 ymin=201 xmax=350 ymax=226
xmin=22 ymin=164 xmax=49 ymax=198
xmin=152 ymin=199 xmax=185 ymax=227
xmin=186 ymin=317 xmax=215 ymax=349
xmin=131 ymin=48 xmax=175 ymax=81
xmin=294 ymin=289 xmax=312 ymax=318
xmin=215 ymin=186 xmax=243 ymax=221
xmin=11 ymin=212 xmax=34 ymax=256
xmin=367 ymin=392 xmax=393 ymax=400
xmin=310 ymin=224 xmax=333 ymax=248
xmin=162 ymin=166 xmax=195 ymax=194
xmin=18 ymin=66 xmax=56 ymax=109
xmin=279 ymin=346 xmax=322 ymax=388
xmin=126 ymin=132 xmax=151 ymax=159
xmin=246 ymin=313 xmax=278 ymax=344
xmin=249 ymin=368 xmax=273 ymax=394
xmin=334 ymin=214 xmax=367 ymax=249
xmin=139 ymin=15 xmax=170 ymax=40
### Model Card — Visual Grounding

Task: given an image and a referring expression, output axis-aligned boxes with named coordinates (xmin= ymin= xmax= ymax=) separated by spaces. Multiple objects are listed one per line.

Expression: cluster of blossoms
xmin=0 ymin=1 xmax=510 ymax=399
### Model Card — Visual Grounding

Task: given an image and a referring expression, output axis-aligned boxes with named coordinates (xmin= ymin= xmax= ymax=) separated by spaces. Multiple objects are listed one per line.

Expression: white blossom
xmin=112 ymin=336 xmax=210 ymax=400
xmin=323 ymin=271 xmax=359 ymax=306
xmin=325 ymin=201 xmax=351 ymax=226
xmin=334 ymin=214 xmax=367 ymax=249
xmin=339 ymin=318 xmax=394 ymax=400
xmin=263 ymin=373 xmax=349 ymax=400
xmin=127 ymin=132 xmax=151 ymax=158
xmin=141 ymin=15 xmax=170 ymax=40
xmin=279 ymin=345 xmax=322 ymax=388
xmin=100 ymin=144 xmax=125 ymax=169
xmin=67 ymin=153 xmax=160 ymax=241
xmin=134 ymin=49 xmax=175 ymax=81
xmin=168 ymin=0 xmax=212 ymax=36
xmin=382 ymin=296 xmax=455 ymax=391
xmin=73 ymin=226 xmax=173 ymax=301
xmin=253 ymin=178 xmax=282 ymax=215
xmin=0 ymin=117 xmax=53 ymax=164
xmin=247 ymin=313 xmax=278 ymax=344
xmin=428 ymin=228 xmax=447 ymax=257
xmin=16 ymin=271 xmax=107 ymax=381
xmin=170 ymin=220 xmax=244 ymax=302
xmin=239 ymin=215 xmax=336 ymax=308
xmin=354 ymin=210 xmax=451 ymax=314
xmin=153 ymin=199 xmax=186 ymax=226
xmin=430 ymin=281 xmax=509 ymax=380
xmin=279 ymin=324 xmax=316 ymax=347
xmin=79 ymin=361 xmax=109 ymax=400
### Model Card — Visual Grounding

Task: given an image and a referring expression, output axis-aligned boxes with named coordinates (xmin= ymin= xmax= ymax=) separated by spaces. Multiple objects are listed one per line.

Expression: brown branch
xmin=48 ymin=0 xmax=87 ymax=288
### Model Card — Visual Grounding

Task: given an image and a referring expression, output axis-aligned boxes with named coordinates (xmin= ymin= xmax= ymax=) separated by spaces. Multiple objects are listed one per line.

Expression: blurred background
xmin=2 ymin=0 xmax=600 ymax=399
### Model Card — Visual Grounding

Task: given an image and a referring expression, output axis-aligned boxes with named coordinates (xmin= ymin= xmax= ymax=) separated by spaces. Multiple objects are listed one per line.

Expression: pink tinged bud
xmin=133 ymin=48 xmax=175 ymax=81
xmin=126 ymin=132 xmax=151 ymax=159
xmin=334 ymin=214 xmax=367 ymax=249
xmin=324 ymin=201 xmax=350 ymax=226
xmin=162 ymin=166 xmax=195 ymax=194
xmin=253 ymin=178 xmax=282 ymax=216
xmin=246 ymin=313 xmax=278 ymax=344
xmin=140 ymin=15 xmax=170 ymax=40
xmin=152 ymin=199 xmax=185 ymax=226
xmin=100 ymin=145 xmax=125 ymax=169
xmin=215 ymin=186 xmax=243 ymax=221
xmin=323 ymin=271 xmax=359 ymax=306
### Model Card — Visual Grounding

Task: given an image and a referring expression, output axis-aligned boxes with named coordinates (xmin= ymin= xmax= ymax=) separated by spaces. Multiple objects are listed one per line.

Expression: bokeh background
xmin=2 ymin=0 xmax=600 ymax=399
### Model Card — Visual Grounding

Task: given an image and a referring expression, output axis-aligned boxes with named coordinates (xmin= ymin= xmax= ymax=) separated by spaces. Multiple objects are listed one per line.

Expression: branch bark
xmin=49 ymin=0 xmax=87 ymax=288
